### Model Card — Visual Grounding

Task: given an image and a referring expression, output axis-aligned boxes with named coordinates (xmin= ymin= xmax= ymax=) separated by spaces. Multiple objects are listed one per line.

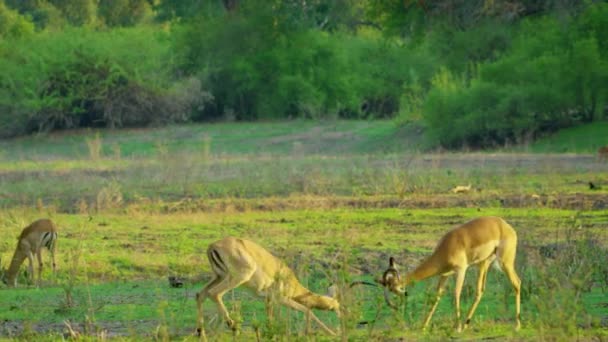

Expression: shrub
xmin=420 ymin=5 xmax=608 ymax=148
xmin=0 ymin=1 xmax=35 ymax=40
xmin=174 ymin=4 xmax=427 ymax=121
xmin=0 ymin=27 xmax=208 ymax=138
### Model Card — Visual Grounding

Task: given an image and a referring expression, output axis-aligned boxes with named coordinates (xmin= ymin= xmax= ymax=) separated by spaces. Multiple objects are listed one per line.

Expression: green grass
xmin=0 ymin=207 xmax=607 ymax=340
xmin=1 ymin=120 xmax=607 ymax=340
xmin=0 ymin=120 xmax=419 ymax=161
xmin=1 ymin=120 xmax=606 ymax=161
xmin=526 ymin=121 xmax=608 ymax=153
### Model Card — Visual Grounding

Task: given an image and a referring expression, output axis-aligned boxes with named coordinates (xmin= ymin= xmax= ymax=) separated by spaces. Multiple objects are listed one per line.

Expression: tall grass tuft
xmin=525 ymin=213 xmax=608 ymax=338
xmin=86 ymin=132 xmax=103 ymax=161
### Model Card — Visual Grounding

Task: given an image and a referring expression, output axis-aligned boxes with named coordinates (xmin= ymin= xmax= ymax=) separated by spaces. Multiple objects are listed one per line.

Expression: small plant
xmin=95 ymin=179 xmax=123 ymax=212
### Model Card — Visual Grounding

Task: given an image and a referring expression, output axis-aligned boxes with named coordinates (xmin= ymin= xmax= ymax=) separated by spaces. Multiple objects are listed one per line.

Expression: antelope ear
xmin=375 ymin=277 xmax=386 ymax=286
xmin=327 ymin=284 xmax=338 ymax=298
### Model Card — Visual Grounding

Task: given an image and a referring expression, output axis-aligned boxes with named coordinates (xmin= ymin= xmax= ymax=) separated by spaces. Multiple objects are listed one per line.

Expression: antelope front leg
xmin=422 ymin=275 xmax=448 ymax=330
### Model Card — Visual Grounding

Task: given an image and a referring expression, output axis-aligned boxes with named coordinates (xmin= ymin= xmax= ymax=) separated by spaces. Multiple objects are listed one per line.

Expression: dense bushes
xmin=1 ymin=1 xmax=607 ymax=147
xmin=417 ymin=4 xmax=608 ymax=148
xmin=0 ymin=1 xmax=34 ymax=39
xmin=174 ymin=3 xmax=422 ymax=121
xmin=0 ymin=27 xmax=208 ymax=138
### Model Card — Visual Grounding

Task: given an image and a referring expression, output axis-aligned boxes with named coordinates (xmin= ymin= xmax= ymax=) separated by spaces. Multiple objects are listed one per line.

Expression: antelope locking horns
xmin=382 ymin=256 xmax=401 ymax=284
xmin=381 ymin=256 xmax=402 ymax=309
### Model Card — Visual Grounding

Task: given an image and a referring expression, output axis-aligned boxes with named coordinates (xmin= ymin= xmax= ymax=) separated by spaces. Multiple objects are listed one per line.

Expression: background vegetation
xmin=1 ymin=0 xmax=607 ymax=148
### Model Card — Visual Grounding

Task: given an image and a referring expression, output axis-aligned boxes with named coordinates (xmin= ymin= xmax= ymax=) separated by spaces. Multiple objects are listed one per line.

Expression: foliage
xmin=1 ymin=0 xmax=607 ymax=148
xmin=0 ymin=27 xmax=209 ymax=138
xmin=98 ymin=0 xmax=153 ymax=27
xmin=419 ymin=5 xmax=608 ymax=148
xmin=174 ymin=1 xmax=422 ymax=121
xmin=0 ymin=1 xmax=35 ymax=39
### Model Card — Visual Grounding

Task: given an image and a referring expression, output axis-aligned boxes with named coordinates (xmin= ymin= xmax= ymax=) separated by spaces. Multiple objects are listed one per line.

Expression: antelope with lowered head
xmin=3 ymin=218 xmax=58 ymax=287
xmin=196 ymin=237 xmax=340 ymax=338
xmin=378 ymin=216 xmax=521 ymax=332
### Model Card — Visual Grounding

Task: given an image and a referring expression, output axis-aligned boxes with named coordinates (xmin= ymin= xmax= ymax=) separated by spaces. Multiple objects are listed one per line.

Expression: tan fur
xmin=380 ymin=216 xmax=520 ymax=331
xmin=196 ymin=237 xmax=340 ymax=338
xmin=450 ymin=184 xmax=472 ymax=193
xmin=4 ymin=219 xmax=58 ymax=287
xmin=598 ymin=146 xmax=608 ymax=161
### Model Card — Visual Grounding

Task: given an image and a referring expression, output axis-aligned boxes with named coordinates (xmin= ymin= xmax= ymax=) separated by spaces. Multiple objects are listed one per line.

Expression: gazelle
xmin=196 ymin=237 xmax=340 ymax=338
xmin=3 ymin=218 xmax=58 ymax=287
xmin=378 ymin=216 xmax=521 ymax=332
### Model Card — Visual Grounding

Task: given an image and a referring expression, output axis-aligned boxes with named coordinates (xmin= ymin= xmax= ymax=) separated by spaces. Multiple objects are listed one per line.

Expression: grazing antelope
xmin=598 ymin=146 xmax=608 ymax=161
xmin=196 ymin=237 xmax=340 ymax=338
xmin=3 ymin=219 xmax=58 ymax=287
xmin=378 ymin=216 xmax=521 ymax=332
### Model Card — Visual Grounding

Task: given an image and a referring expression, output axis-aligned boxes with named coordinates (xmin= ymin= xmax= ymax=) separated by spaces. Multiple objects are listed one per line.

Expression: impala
xmin=196 ymin=237 xmax=340 ymax=338
xmin=3 ymin=218 xmax=58 ymax=287
xmin=378 ymin=216 xmax=521 ymax=332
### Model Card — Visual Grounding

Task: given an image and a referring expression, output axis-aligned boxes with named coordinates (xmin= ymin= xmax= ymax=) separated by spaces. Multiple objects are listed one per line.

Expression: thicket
xmin=1 ymin=0 xmax=607 ymax=147
xmin=174 ymin=7 xmax=429 ymax=121
xmin=419 ymin=5 xmax=608 ymax=148
xmin=0 ymin=27 xmax=209 ymax=138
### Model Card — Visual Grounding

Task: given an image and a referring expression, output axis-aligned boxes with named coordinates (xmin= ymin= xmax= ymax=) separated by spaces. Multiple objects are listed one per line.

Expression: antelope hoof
xmin=196 ymin=327 xmax=202 ymax=336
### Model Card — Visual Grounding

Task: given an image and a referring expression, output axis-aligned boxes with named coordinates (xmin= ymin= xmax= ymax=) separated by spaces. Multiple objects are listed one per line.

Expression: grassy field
xmin=1 ymin=120 xmax=607 ymax=341
xmin=526 ymin=121 xmax=608 ymax=153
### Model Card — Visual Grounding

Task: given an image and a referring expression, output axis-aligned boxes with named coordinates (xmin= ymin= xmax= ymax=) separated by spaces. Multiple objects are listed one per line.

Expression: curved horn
xmin=380 ymin=257 xmax=403 ymax=309
xmin=349 ymin=280 xmax=379 ymax=288
xmin=384 ymin=287 xmax=399 ymax=309
xmin=387 ymin=257 xmax=401 ymax=281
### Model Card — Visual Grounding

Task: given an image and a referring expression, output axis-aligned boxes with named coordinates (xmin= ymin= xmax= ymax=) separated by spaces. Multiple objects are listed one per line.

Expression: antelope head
xmin=376 ymin=257 xmax=406 ymax=308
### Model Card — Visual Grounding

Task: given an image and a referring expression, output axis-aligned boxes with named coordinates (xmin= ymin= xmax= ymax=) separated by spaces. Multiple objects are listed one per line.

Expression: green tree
xmin=99 ymin=0 xmax=153 ymax=27
xmin=4 ymin=0 xmax=65 ymax=30
xmin=154 ymin=0 xmax=224 ymax=22
xmin=0 ymin=1 xmax=35 ymax=39
xmin=51 ymin=0 xmax=97 ymax=26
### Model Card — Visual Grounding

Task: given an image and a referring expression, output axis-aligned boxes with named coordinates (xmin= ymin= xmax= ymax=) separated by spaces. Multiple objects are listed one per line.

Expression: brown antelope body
xmin=379 ymin=216 xmax=520 ymax=331
xmin=196 ymin=237 xmax=340 ymax=338
xmin=3 ymin=219 xmax=58 ymax=287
